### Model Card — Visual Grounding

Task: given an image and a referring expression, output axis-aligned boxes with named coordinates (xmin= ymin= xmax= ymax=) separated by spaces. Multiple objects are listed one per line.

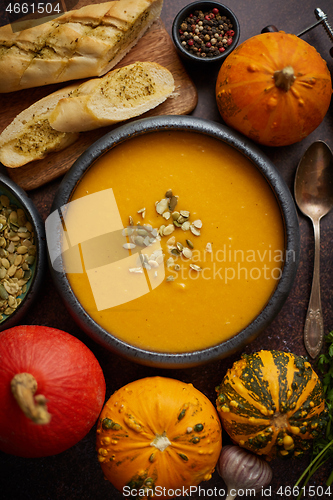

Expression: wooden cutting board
xmin=1 ymin=18 xmax=198 ymax=191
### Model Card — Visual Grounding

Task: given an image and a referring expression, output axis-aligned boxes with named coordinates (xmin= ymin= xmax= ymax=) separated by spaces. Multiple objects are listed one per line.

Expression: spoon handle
xmin=304 ymin=218 xmax=324 ymax=358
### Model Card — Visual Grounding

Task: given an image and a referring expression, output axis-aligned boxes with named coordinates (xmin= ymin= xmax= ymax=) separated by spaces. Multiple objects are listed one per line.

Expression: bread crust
xmin=0 ymin=0 xmax=163 ymax=93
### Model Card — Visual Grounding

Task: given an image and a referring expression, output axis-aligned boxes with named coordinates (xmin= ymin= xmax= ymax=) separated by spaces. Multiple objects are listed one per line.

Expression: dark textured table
xmin=1 ymin=0 xmax=333 ymax=499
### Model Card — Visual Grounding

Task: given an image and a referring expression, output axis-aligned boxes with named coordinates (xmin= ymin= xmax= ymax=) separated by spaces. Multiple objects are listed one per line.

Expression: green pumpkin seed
xmin=0 ymin=284 xmax=8 ymax=300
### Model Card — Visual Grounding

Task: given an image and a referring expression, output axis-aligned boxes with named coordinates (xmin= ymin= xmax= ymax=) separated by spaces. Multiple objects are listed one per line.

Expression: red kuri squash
xmin=216 ymin=32 xmax=332 ymax=146
xmin=0 ymin=325 xmax=106 ymax=457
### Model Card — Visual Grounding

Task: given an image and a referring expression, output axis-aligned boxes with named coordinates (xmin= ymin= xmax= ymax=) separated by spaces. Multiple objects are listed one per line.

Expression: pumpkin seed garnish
xmin=176 ymin=242 xmax=183 ymax=252
xmin=193 ymin=219 xmax=202 ymax=229
xmin=163 ymin=224 xmax=175 ymax=236
xmin=156 ymin=198 xmax=169 ymax=215
xmin=190 ymin=225 xmax=201 ymax=236
xmin=123 ymin=242 xmax=136 ymax=250
xmin=169 ymin=196 xmax=178 ymax=211
xmin=190 ymin=264 xmax=202 ymax=272
xmin=181 ymin=221 xmax=191 ymax=231
xmin=129 ymin=267 xmax=144 ymax=273
xmin=182 ymin=247 xmax=192 ymax=259
xmin=172 ymin=211 xmax=180 ymax=221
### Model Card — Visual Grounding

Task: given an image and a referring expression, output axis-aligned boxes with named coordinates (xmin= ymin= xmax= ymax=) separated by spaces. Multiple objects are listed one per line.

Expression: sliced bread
xmin=0 ymin=0 xmax=163 ymax=93
xmin=49 ymin=61 xmax=175 ymax=132
xmin=0 ymin=85 xmax=79 ymax=168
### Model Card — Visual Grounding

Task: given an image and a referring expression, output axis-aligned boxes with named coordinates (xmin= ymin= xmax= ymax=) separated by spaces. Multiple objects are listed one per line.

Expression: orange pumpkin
xmin=216 ymin=32 xmax=332 ymax=147
xmin=96 ymin=377 xmax=222 ymax=498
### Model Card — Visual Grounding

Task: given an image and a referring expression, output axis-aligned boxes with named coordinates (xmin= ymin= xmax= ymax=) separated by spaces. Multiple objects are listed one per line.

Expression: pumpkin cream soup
xmin=62 ymin=131 xmax=285 ymax=353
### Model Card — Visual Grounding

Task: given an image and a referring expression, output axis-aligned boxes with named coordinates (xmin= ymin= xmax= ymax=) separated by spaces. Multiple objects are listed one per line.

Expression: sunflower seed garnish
xmin=166 ymin=275 xmax=175 ymax=282
xmin=180 ymin=210 xmax=190 ymax=218
xmin=186 ymin=239 xmax=194 ymax=249
xmin=165 ymin=189 xmax=173 ymax=198
xmin=206 ymin=242 xmax=212 ymax=253
xmin=129 ymin=216 xmax=134 ymax=226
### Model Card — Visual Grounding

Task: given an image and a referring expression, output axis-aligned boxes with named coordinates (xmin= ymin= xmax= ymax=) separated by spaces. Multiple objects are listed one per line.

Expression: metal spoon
xmin=294 ymin=141 xmax=333 ymax=358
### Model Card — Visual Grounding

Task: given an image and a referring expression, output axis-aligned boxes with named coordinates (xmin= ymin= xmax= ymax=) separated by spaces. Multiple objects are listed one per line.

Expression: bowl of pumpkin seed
xmin=0 ymin=173 xmax=46 ymax=330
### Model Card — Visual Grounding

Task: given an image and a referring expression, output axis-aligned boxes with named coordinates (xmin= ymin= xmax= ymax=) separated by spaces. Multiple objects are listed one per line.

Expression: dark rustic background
xmin=1 ymin=0 xmax=333 ymax=499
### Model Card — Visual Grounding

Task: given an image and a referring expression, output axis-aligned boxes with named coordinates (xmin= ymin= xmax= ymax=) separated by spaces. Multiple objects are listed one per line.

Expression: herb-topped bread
xmin=49 ymin=61 xmax=175 ymax=132
xmin=0 ymin=61 xmax=174 ymax=167
xmin=0 ymin=0 xmax=163 ymax=93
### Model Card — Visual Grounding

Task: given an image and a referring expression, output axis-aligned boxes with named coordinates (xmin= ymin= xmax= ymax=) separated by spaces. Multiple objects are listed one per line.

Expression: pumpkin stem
xmin=11 ymin=373 xmax=51 ymax=425
xmin=273 ymin=66 xmax=296 ymax=91
xmin=150 ymin=431 xmax=171 ymax=452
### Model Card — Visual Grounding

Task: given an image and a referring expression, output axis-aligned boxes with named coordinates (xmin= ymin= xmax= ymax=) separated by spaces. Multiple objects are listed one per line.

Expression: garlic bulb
xmin=217 ymin=445 xmax=273 ymax=500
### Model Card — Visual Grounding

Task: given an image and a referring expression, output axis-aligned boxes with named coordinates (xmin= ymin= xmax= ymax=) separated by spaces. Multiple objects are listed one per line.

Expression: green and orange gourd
xmin=216 ymin=350 xmax=328 ymax=459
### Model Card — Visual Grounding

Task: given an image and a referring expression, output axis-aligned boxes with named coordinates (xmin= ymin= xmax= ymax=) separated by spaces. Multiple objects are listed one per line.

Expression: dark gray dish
xmin=49 ymin=115 xmax=300 ymax=368
xmin=0 ymin=174 xmax=46 ymax=331
xmin=172 ymin=1 xmax=240 ymax=64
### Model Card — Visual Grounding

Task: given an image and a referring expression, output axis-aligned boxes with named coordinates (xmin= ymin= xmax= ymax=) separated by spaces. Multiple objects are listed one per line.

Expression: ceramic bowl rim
xmin=171 ymin=1 xmax=240 ymax=64
xmin=49 ymin=115 xmax=300 ymax=368
xmin=0 ymin=173 xmax=46 ymax=330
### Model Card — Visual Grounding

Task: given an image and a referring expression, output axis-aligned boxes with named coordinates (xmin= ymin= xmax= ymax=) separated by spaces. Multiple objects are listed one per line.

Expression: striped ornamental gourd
xmin=216 ymin=350 xmax=328 ymax=459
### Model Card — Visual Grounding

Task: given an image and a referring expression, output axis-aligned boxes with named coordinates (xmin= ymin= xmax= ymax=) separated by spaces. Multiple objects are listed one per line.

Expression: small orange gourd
xmin=216 ymin=32 xmax=332 ymax=147
xmin=96 ymin=377 xmax=222 ymax=497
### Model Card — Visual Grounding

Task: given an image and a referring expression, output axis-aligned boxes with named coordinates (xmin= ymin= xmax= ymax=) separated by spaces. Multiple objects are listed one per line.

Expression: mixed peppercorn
xmin=178 ymin=7 xmax=235 ymax=58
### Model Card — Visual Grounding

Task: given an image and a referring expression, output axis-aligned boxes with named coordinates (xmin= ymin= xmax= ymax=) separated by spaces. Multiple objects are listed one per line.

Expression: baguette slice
xmin=0 ymin=85 xmax=79 ymax=168
xmin=0 ymin=0 xmax=163 ymax=93
xmin=49 ymin=61 xmax=175 ymax=132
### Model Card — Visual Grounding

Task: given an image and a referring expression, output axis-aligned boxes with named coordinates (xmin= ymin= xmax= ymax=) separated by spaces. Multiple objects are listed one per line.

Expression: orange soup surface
xmin=63 ymin=131 xmax=285 ymax=353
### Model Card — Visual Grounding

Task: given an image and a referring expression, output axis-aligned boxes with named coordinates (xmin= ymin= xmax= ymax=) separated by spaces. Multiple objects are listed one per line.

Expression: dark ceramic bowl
xmin=0 ymin=173 xmax=46 ymax=331
xmin=172 ymin=1 xmax=240 ymax=64
xmin=49 ymin=116 xmax=299 ymax=369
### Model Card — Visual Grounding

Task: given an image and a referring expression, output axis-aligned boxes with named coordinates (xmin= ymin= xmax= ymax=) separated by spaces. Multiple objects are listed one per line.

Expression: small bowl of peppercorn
xmin=172 ymin=1 xmax=240 ymax=64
